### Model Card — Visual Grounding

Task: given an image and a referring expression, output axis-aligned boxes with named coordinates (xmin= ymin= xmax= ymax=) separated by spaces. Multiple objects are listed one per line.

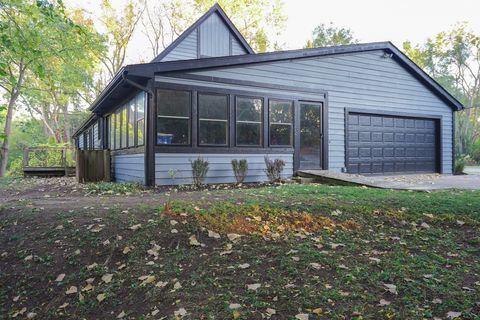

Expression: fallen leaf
xmin=446 ymin=311 xmax=462 ymax=319
xmin=233 ymin=309 xmax=241 ymax=319
xmin=295 ymin=314 xmax=309 ymax=320
xmin=101 ymin=273 xmax=113 ymax=283
xmin=86 ymin=263 xmax=98 ymax=270
xmin=309 ymin=263 xmax=322 ymax=270
xmin=189 ymin=235 xmax=201 ymax=246
xmin=174 ymin=308 xmax=187 ymax=317
xmin=155 ymin=281 xmax=168 ymax=288
xmin=383 ymin=283 xmax=398 ymax=295
xmin=140 ymin=275 xmax=156 ymax=286
xmin=266 ymin=308 xmax=276 ymax=315
xmin=229 ymin=303 xmax=241 ymax=309
xmin=65 ymin=286 xmax=77 ymax=295
xmin=24 ymin=255 xmax=33 ymax=261
xmin=26 ymin=312 xmax=36 ymax=319
xmin=97 ymin=293 xmax=106 ymax=302
xmin=58 ymin=303 xmax=69 ymax=309
xmin=432 ymin=298 xmax=442 ymax=304
xmin=122 ymin=246 xmax=131 ymax=254
xmin=82 ymin=283 xmax=94 ymax=292
xmin=55 ymin=273 xmax=66 ymax=282
xmin=173 ymin=281 xmax=182 ymax=290
xmin=378 ymin=299 xmax=391 ymax=306
xmin=129 ymin=224 xmax=141 ymax=231
xmin=208 ymin=230 xmax=221 ymax=239
xmin=247 ymin=283 xmax=261 ymax=291
xmin=238 ymin=263 xmax=250 ymax=269
xmin=117 ymin=311 xmax=126 ymax=318
xmin=420 ymin=222 xmax=430 ymax=229
xmin=227 ymin=233 xmax=241 ymax=242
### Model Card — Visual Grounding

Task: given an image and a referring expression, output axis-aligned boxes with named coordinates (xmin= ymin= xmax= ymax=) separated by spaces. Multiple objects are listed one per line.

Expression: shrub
xmin=264 ymin=157 xmax=285 ymax=183
xmin=231 ymin=159 xmax=248 ymax=184
xmin=190 ymin=157 xmax=209 ymax=187
xmin=454 ymin=156 xmax=465 ymax=175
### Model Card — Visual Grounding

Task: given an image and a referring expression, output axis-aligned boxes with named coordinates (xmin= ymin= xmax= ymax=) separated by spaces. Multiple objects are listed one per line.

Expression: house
xmin=72 ymin=3 xmax=464 ymax=186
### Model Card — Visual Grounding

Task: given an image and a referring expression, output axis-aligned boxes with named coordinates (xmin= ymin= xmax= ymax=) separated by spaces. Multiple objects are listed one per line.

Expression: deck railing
xmin=23 ymin=146 xmax=76 ymax=177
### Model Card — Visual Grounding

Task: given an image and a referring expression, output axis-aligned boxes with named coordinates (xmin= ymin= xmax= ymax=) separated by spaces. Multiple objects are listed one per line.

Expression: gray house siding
xmin=155 ymin=153 xmax=293 ymax=185
xmin=231 ymin=37 xmax=247 ymax=55
xmin=199 ymin=12 xmax=230 ymax=57
xmin=112 ymin=153 xmax=145 ymax=183
xmin=161 ymin=32 xmax=198 ymax=62
xmin=174 ymin=50 xmax=453 ymax=173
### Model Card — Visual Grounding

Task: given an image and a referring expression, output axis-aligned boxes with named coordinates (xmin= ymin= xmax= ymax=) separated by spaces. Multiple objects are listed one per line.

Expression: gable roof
xmin=151 ymin=3 xmax=254 ymax=63
xmin=131 ymin=41 xmax=463 ymax=111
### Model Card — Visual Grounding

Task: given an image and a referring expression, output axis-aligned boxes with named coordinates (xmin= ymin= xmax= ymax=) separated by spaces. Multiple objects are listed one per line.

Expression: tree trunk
xmin=63 ymin=104 xmax=71 ymax=144
xmin=0 ymin=90 xmax=19 ymax=177
xmin=0 ymin=65 xmax=25 ymax=177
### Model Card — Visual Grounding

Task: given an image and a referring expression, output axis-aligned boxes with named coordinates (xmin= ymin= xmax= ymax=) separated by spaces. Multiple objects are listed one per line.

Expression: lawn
xmin=0 ymin=178 xmax=479 ymax=319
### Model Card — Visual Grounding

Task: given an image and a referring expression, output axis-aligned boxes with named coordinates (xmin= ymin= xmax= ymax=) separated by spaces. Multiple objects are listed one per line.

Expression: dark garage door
xmin=346 ymin=112 xmax=439 ymax=174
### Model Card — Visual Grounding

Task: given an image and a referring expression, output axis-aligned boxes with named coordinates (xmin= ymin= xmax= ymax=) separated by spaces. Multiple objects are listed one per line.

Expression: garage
xmin=346 ymin=112 xmax=439 ymax=174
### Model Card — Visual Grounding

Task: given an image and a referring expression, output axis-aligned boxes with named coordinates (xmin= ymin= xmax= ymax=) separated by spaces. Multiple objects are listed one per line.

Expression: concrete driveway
xmin=299 ymin=170 xmax=480 ymax=191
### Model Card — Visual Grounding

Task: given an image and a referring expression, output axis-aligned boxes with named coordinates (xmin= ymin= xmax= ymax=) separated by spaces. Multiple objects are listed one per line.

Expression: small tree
xmin=264 ymin=157 xmax=285 ymax=183
xmin=190 ymin=157 xmax=209 ymax=187
xmin=231 ymin=159 xmax=248 ymax=184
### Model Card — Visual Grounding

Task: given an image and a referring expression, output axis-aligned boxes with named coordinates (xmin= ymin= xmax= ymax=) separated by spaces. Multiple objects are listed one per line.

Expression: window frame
xmin=197 ymin=92 xmax=229 ymax=147
xmin=268 ymin=99 xmax=294 ymax=147
xmin=136 ymin=92 xmax=145 ymax=147
xmin=156 ymin=88 xmax=192 ymax=146
xmin=234 ymin=95 xmax=264 ymax=147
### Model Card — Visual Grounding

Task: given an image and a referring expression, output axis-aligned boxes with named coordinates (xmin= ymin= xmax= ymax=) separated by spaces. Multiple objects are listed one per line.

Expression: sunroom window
xmin=269 ymin=100 xmax=293 ymax=146
xmin=235 ymin=96 xmax=262 ymax=146
xmin=198 ymin=93 xmax=228 ymax=146
xmin=157 ymin=89 xmax=191 ymax=145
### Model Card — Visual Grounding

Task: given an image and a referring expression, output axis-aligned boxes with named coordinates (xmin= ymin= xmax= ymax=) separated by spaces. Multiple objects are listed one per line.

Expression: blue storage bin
xmin=157 ymin=134 xmax=173 ymax=144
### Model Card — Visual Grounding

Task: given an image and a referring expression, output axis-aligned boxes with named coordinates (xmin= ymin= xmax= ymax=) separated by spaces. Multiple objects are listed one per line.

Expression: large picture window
xmin=108 ymin=115 xmax=114 ymax=149
xmin=269 ymin=100 xmax=293 ymax=146
xmin=157 ymin=89 xmax=190 ymax=145
xmin=198 ymin=93 xmax=228 ymax=146
xmin=128 ymin=99 xmax=135 ymax=147
xmin=236 ymin=97 xmax=262 ymax=146
xmin=136 ymin=93 xmax=145 ymax=146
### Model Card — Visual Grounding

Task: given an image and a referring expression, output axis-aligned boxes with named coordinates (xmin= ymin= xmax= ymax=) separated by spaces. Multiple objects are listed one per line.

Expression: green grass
xmin=1 ymin=182 xmax=479 ymax=319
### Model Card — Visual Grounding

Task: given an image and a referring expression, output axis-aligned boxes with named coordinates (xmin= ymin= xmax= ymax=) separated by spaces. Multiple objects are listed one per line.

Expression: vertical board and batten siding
xmin=161 ymin=32 xmax=198 ymax=62
xmin=155 ymin=153 xmax=293 ymax=185
xmin=231 ymin=37 xmax=247 ymax=55
xmin=179 ymin=50 xmax=453 ymax=173
xmin=199 ymin=12 xmax=230 ymax=57
xmin=111 ymin=153 xmax=145 ymax=183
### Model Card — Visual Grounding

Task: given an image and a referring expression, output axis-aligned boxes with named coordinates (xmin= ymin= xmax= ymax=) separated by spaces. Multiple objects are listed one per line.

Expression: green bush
xmin=231 ymin=159 xmax=248 ymax=184
xmin=190 ymin=157 xmax=209 ymax=187
xmin=6 ymin=158 xmax=23 ymax=176
xmin=454 ymin=156 xmax=465 ymax=175
xmin=84 ymin=182 xmax=144 ymax=195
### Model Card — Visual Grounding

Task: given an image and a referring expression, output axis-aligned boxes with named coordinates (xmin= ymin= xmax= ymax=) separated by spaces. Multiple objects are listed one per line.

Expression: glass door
xmin=299 ymin=102 xmax=322 ymax=169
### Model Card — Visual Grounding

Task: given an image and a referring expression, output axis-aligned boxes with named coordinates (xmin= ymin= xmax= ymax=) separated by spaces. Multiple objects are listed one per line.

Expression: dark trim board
xmin=344 ymin=108 xmax=443 ymax=175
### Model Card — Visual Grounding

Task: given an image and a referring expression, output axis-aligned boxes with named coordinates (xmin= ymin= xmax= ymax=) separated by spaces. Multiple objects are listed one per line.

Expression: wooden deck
xmin=23 ymin=166 xmax=76 ymax=178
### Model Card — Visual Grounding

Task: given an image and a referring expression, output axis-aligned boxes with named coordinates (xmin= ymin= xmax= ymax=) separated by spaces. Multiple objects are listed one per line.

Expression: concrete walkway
xmin=298 ymin=170 xmax=480 ymax=191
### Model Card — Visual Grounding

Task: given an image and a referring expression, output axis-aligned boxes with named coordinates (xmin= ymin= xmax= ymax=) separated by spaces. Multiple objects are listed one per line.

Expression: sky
xmin=68 ymin=0 xmax=480 ymax=64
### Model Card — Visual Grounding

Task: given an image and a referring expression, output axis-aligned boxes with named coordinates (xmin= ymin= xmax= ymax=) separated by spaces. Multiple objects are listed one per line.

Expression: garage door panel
xmin=347 ymin=113 xmax=438 ymax=174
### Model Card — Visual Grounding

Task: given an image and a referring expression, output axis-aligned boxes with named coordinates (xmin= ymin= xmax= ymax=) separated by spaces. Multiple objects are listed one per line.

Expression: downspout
xmin=121 ymin=70 xmax=153 ymax=96
xmin=121 ymin=70 xmax=155 ymax=187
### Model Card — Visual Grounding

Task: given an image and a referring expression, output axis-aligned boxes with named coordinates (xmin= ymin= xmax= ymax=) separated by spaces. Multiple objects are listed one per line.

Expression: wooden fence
xmin=76 ymin=150 xmax=111 ymax=183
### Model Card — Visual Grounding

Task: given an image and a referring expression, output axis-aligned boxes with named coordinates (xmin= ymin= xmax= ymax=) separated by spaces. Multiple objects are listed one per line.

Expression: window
xmin=269 ymin=100 xmax=293 ymax=146
xmin=121 ymin=106 xmax=127 ymax=148
xmin=198 ymin=93 xmax=228 ymax=146
xmin=108 ymin=115 xmax=114 ymax=149
xmin=128 ymin=99 xmax=135 ymax=147
xmin=97 ymin=120 xmax=101 ymax=139
xmin=157 ymin=89 xmax=190 ymax=145
xmin=136 ymin=93 xmax=145 ymax=146
xmin=115 ymin=111 xmax=121 ymax=149
xmin=236 ymin=96 xmax=262 ymax=146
